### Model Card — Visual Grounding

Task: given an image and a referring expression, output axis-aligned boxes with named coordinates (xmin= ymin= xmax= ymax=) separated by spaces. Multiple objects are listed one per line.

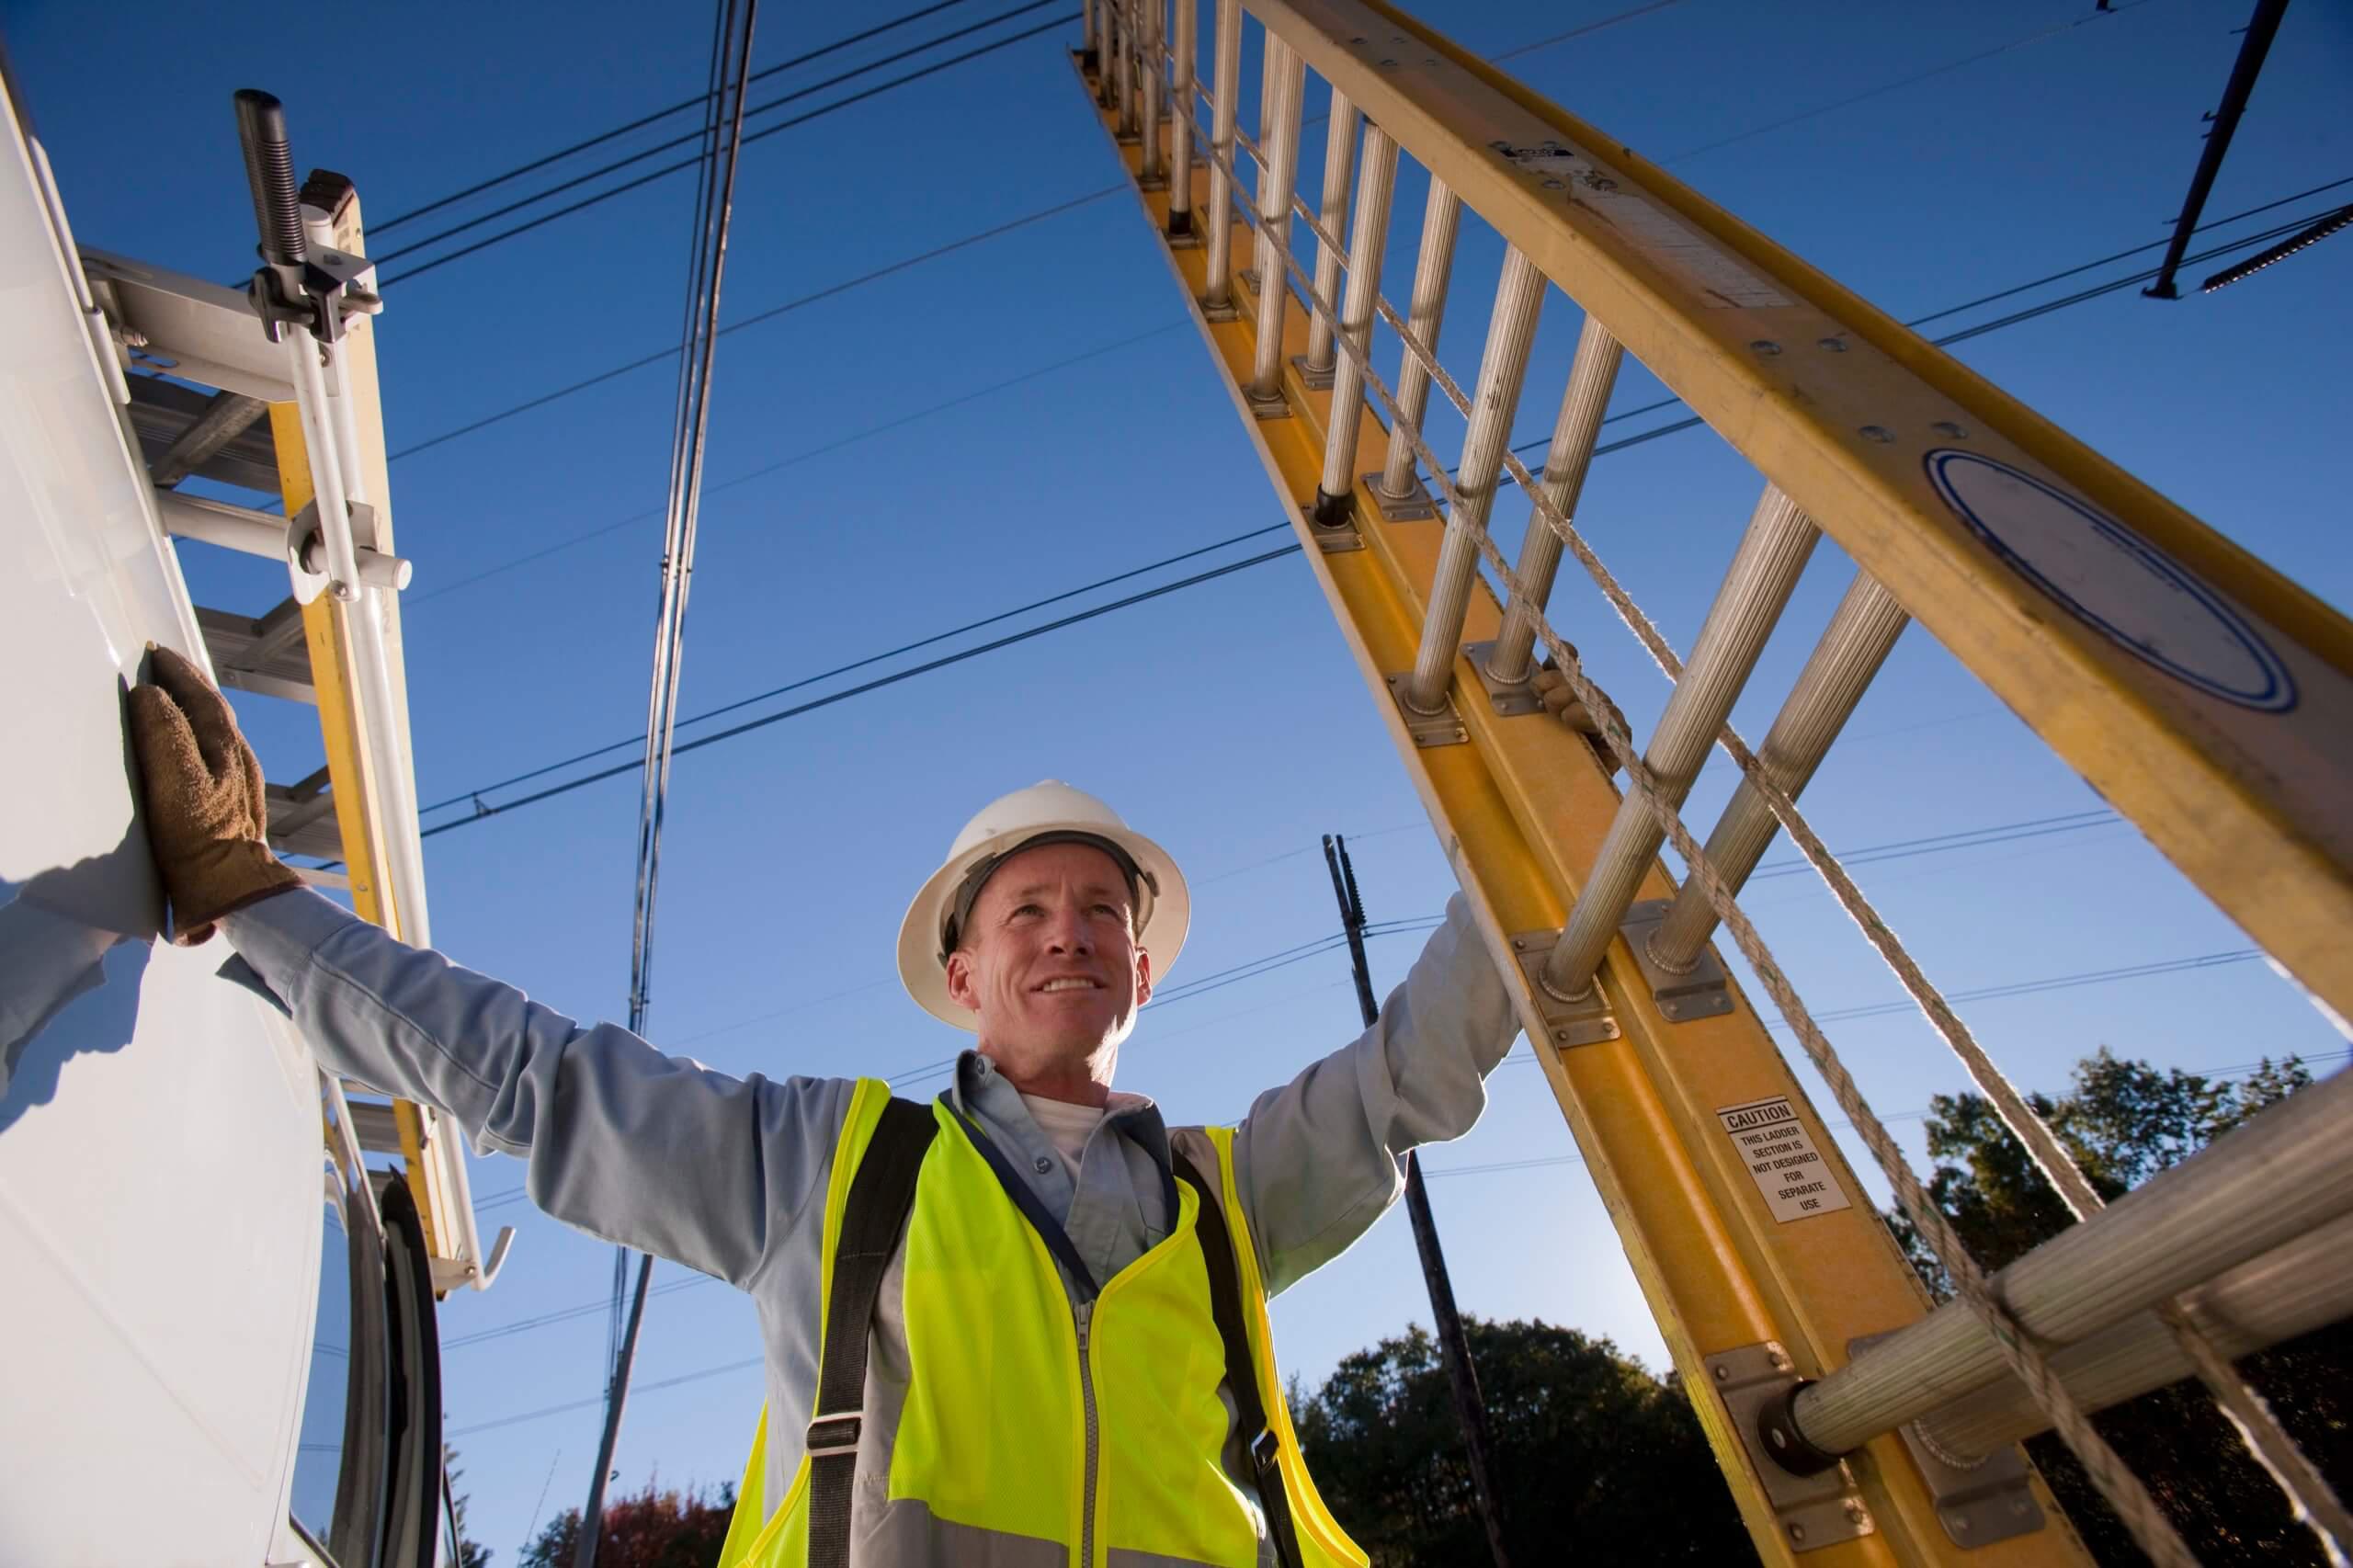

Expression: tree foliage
xmin=517 ymin=1477 xmax=736 ymax=1568
xmin=1891 ymin=1047 xmax=2350 ymax=1565
xmin=1292 ymin=1315 xmax=1756 ymax=1564
xmin=445 ymin=1445 xmax=493 ymax=1568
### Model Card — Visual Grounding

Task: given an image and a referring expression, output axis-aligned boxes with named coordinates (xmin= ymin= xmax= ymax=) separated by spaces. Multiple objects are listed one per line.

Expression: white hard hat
xmin=897 ymin=781 xmax=1189 ymax=1029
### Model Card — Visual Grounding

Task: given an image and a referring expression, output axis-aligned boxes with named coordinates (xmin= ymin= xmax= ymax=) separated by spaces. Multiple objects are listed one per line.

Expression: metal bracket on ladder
xmin=1306 ymin=514 xmax=1363 ymax=553
xmin=1360 ymin=470 xmax=1438 ymax=522
xmin=1705 ymin=1343 xmax=1875 ymax=1553
xmin=1290 ymin=353 xmax=1335 ymax=392
xmin=1461 ymin=639 xmax=1541 ymax=717
xmin=1383 ymin=672 xmax=1467 ymax=748
xmin=1847 ymin=1331 xmax=2047 ymax=1550
xmin=1618 ymin=898 xmax=1735 ymax=1022
xmin=1506 ymin=929 xmax=1620 ymax=1046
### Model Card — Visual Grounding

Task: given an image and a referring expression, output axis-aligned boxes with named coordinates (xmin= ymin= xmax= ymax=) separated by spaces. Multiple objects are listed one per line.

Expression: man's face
xmin=943 ymin=840 xmax=1154 ymax=1087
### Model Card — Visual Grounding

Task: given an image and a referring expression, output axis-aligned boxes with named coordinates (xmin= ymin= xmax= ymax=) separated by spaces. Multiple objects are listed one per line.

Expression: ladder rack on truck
xmin=1076 ymin=2 xmax=2353 ymax=1563
xmin=1 ymin=66 xmax=505 ymax=1565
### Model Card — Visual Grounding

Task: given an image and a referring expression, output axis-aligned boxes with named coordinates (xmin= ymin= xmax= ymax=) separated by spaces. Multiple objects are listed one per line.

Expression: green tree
xmin=518 ymin=1476 xmax=736 ymax=1568
xmin=444 ymin=1445 xmax=492 ymax=1568
xmin=1292 ymin=1315 xmax=1756 ymax=1564
xmin=1891 ymin=1048 xmax=2350 ymax=1565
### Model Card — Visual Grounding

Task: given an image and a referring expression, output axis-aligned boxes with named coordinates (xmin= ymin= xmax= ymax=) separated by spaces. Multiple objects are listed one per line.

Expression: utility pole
xmin=1323 ymin=835 xmax=1513 ymax=1568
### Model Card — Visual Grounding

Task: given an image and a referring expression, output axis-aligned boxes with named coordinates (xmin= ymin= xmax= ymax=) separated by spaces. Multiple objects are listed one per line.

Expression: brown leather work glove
xmin=1529 ymin=646 xmax=1628 ymax=775
xmin=128 ymin=645 xmax=301 ymax=945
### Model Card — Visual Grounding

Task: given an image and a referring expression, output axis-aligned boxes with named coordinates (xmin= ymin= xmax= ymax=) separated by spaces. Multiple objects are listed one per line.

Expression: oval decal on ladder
xmin=1924 ymin=449 xmax=2297 ymax=713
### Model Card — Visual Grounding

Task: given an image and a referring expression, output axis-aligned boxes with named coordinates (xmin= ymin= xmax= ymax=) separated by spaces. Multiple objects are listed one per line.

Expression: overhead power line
xmin=377 ymin=11 xmax=1080 ymax=288
xmin=419 ymin=511 xmax=1272 ymax=809
xmin=375 ymin=0 xmax=1062 ymax=267
xmin=396 ymin=191 xmax=2341 ymax=842
xmin=418 ymin=542 xmax=1303 ymax=838
xmin=385 ymin=158 xmax=2351 ymax=472
xmin=387 ymin=183 xmax=1126 ymax=460
xmin=374 ymin=0 xmax=975 ymax=233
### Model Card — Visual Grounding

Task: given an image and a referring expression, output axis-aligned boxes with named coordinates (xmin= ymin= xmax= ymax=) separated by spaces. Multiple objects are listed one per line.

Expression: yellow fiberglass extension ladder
xmin=1075 ymin=3 xmax=2353 ymax=1565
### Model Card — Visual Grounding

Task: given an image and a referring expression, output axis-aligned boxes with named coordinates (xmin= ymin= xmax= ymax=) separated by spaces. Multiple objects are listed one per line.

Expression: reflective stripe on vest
xmin=714 ymin=1079 xmax=1368 ymax=1568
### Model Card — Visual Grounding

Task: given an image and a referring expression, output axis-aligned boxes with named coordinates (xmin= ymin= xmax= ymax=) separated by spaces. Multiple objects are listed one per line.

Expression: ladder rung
xmin=198 ymin=598 xmax=315 ymax=705
xmin=124 ymin=376 xmax=279 ymax=494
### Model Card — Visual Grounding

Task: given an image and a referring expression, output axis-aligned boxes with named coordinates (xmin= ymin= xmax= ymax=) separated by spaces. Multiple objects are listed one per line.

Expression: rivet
xmin=1816 ymin=336 xmax=1846 ymax=352
xmin=1379 ymin=58 xmax=1398 ymax=68
xmin=1750 ymin=339 xmax=1781 ymax=357
xmin=1859 ymin=425 xmax=1894 ymax=444
xmin=1512 ymin=937 xmax=1529 ymax=950
xmin=1932 ymin=420 xmax=1970 ymax=438
xmin=2010 ymin=1498 xmax=2030 ymax=1517
xmin=1845 ymin=1500 xmax=1867 ymax=1522
xmin=1349 ymin=35 xmax=1365 ymax=43
xmin=1712 ymin=1364 xmax=1730 ymax=1382
xmin=1769 ymin=1427 xmax=1789 ymax=1449
xmin=1423 ymin=57 xmax=1437 ymax=66
xmin=1553 ymin=1028 xmax=1572 ymax=1042
xmin=1589 ymin=176 xmax=1617 ymax=191
xmin=1789 ymin=1524 xmax=1807 ymax=1543
xmin=1950 ymin=1515 xmax=1972 ymax=1535
xmin=1542 ymin=178 xmax=1564 ymax=189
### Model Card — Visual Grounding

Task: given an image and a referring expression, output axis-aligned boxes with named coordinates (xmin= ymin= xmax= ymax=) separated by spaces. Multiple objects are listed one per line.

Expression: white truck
xmin=1 ymin=52 xmax=506 ymax=1568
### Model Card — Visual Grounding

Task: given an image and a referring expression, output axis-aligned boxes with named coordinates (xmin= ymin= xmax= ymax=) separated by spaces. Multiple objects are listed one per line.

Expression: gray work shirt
xmin=221 ymin=886 xmax=1519 ymax=1526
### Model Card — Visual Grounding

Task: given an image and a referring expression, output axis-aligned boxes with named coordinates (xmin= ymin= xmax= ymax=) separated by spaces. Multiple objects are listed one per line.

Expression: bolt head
xmin=1553 ymin=1028 xmax=1572 ymax=1042
xmin=1541 ymin=178 xmax=1564 ymax=189
xmin=1789 ymin=1524 xmax=1807 ymax=1543
xmin=1816 ymin=336 xmax=1847 ymax=352
xmin=1950 ymin=1514 xmax=1972 ymax=1535
xmin=1932 ymin=420 xmax=1970 ymax=439
xmin=1379 ymin=57 xmax=1398 ymax=68
xmin=1859 ymin=425 xmax=1894 ymax=444
xmin=1590 ymin=176 xmax=1618 ymax=191
xmin=1749 ymin=339 xmax=1782 ymax=357
xmin=1769 ymin=1428 xmax=1789 ymax=1449
xmin=1712 ymin=1364 xmax=1730 ymax=1381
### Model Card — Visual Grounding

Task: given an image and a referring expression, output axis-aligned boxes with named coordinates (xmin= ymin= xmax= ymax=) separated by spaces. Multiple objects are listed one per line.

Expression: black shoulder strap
xmin=807 ymin=1095 xmax=938 ymax=1568
xmin=1171 ymin=1144 xmax=1307 ymax=1568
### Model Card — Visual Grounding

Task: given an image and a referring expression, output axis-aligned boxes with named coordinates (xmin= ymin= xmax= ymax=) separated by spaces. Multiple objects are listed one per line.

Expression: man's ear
xmin=1133 ymin=948 xmax=1154 ymax=1008
xmin=944 ymin=947 xmax=979 ymax=1013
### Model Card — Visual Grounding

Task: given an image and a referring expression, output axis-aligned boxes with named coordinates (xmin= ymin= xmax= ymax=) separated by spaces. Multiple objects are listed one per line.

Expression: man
xmin=129 ymin=647 xmax=1524 ymax=1568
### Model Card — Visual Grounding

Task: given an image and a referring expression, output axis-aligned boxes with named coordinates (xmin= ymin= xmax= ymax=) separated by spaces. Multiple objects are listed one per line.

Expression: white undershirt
xmin=1020 ymin=1092 xmax=1108 ymax=1174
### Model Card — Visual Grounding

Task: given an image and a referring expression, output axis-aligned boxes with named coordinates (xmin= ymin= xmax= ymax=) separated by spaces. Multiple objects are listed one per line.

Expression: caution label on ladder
xmin=1717 ymin=1096 xmax=1852 ymax=1222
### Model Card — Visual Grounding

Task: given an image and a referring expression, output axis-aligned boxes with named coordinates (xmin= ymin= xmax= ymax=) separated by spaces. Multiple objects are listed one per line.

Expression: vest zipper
xmin=1075 ymin=1298 xmax=1100 ymax=1568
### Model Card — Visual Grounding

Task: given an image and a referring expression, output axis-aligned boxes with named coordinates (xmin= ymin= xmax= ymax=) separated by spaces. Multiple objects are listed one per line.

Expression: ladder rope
xmin=1141 ymin=18 xmax=2335 ymax=1560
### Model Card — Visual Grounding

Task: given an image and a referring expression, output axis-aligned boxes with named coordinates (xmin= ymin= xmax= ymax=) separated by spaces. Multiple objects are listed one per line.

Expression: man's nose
xmin=1045 ymin=907 xmax=1094 ymax=953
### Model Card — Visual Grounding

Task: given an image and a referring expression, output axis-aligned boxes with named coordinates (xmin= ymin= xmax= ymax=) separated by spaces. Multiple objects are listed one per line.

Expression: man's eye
xmin=1012 ymin=903 xmax=1043 ymax=918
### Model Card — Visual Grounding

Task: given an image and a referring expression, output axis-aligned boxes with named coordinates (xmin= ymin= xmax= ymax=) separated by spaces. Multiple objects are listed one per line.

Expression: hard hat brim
xmin=896 ymin=819 xmax=1189 ymax=1031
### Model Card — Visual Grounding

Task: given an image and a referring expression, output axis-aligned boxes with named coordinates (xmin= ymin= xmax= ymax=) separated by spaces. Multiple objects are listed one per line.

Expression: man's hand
xmin=1529 ymin=647 xmax=1627 ymax=774
xmin=128 ymin=645 xmax=301 ymax=945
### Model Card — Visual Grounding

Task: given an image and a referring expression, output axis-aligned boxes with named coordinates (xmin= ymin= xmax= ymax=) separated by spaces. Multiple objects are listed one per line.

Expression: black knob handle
xmin=233 ymin=89 xmax=308 ymax=268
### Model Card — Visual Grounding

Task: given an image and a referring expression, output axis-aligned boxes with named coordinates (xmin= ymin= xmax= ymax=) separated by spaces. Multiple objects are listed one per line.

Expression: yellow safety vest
xmin=715 ymin=1077 xmax=1367 ymax=1568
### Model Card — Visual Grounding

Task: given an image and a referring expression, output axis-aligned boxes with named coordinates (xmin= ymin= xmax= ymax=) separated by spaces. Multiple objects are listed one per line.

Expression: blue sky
xmin=9 ymin=0 xmax=2351 ymax=1554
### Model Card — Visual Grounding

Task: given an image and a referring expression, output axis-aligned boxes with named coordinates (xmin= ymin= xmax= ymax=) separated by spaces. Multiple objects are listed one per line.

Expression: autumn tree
xmin=1292 ymin=1316 xmax=1756 ymax=1564
xmin=1890 ymin=1048 xmax=2349 ymax=1564
xmin=518 ymin=1476 xmax=736 ymax=1568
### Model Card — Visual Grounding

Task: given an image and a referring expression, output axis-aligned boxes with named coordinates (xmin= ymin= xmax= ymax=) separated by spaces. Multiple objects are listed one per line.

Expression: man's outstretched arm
xmin=222 ymin=888 xmax=847 ymax=1287
xmin=130 ymin=646 xmax=846 ymax=1289
xmin=1228 ymin=892 xmax=1521 ymax=1297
